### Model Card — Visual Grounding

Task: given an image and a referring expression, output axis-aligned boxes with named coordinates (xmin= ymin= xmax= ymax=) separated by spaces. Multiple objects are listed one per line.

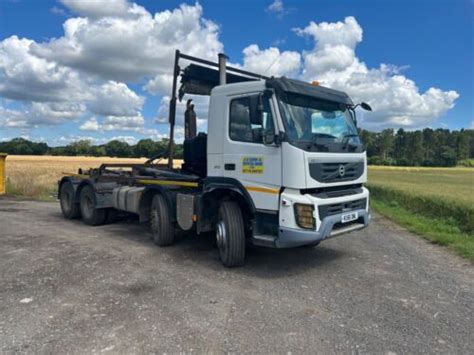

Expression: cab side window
xmin=229 ymin=95 xmax=275 ymax=143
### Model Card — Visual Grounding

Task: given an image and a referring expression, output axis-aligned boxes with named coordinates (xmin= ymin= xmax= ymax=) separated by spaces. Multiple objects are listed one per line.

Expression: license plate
xmin=341 ymin=211 xmax=358 ymax=223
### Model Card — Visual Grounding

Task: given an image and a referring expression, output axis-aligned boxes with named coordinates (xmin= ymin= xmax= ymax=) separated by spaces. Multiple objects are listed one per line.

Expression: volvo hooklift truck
xmin=58 ymin=51 xmax=372 ymax=267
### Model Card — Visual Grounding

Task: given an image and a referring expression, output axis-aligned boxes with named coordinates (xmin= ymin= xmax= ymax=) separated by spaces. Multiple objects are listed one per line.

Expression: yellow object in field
xmin=0 ymin=153 xmax=6 ymax=195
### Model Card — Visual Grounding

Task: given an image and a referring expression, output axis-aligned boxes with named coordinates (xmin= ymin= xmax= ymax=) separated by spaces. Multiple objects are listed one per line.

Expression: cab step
xmin=252 ymin=234 xmax=277 ymax=247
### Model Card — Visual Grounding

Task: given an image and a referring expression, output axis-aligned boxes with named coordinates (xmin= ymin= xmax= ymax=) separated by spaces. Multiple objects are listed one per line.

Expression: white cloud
xmin=79 ymin=116 xmax=100 ymax=131
xmin=267 ymin=0 xmax=284 ymax=13
xmin=102 ymin=115 xmax=145 ymax=131
xmin=242 ymin=44 xmax=301 ymax=77
xmin=1 ymin=102 xmax=85 ymax=128
xmin=50 ymin=6 xmax=69 ymax=17
xmin=88 ymin=81 xmax=144 ymax=117
xmin=33 ymin=3 xmax=223 ymax=85
xmin=266 ymin=0 xmax=289 ymax=18
xmin=143 ymin=73 xmax=173 ymax=95
xmin=0 ymin=36 xmax=88 ymax=103
xmin=0 ymin=36 xmax=143 ymax=128
xmin=60 ymin=0 xmax=132 ymax=19
xmin=0 ymin=106 xmax=26 ymax=128
xmin=80 ymin=114 xmax=145 ymax=132
xmin=295 ymin=16 xmax=363 ymax=49
xmin=293 ymin=16 xmax=459 ymax=129
xmin=0 ymin=2 xmax=223 ymax=132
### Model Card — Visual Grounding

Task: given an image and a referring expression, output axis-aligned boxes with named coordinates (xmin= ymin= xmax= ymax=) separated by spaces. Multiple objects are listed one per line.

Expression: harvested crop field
xmin=4 ymin=155 xmax=182 ymax=200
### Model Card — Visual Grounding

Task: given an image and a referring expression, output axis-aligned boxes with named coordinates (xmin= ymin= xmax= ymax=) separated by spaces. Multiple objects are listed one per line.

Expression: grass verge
xmin=6 ymin=179 xmax=56 ymax=201
xmin=371 ymin=198 xmax=474 ymax=262
xmin=368 ymin=184 xmax=474 ymax=234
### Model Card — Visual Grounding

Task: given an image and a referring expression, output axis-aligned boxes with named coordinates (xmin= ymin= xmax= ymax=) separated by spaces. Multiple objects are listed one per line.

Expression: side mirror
xmin=360 ymin=102 xmax=372 ymax=111
xmin=263 ymin=130 xmax=275 ymax=145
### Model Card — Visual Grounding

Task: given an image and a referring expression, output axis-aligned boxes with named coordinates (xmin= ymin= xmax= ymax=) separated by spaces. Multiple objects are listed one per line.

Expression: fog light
xmin=294 ymin=203 xmax=315 ymax=229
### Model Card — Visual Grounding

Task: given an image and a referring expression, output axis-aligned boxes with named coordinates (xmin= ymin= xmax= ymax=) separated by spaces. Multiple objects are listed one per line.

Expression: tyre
xmin=150 ymin=194 xmax=175 ymax=246
xmin=59 ymin=182 xmax=80 ymax=219
xmin=216 ymin=200 xmax=246 ymax=267
xmin=79 ymin=185 xmax=107 ymax=226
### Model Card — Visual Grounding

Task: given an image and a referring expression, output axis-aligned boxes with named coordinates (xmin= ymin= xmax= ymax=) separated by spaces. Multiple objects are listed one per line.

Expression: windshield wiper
xmin=309 ymin=133 xmax=336 ymax=150
xmin=312 ymin=133 xmax=337 ymax=139
xmin=341 ymin=133 xmax=359 ymax=150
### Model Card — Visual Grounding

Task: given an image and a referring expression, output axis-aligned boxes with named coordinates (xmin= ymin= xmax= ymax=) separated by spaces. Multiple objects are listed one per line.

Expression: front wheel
xmin=216 ymin=200 xmax=246 ymax=267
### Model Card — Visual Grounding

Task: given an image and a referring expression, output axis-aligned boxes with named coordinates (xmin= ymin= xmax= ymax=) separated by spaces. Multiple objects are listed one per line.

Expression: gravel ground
xmin=0 ymin=196 xmax=472 ymax=353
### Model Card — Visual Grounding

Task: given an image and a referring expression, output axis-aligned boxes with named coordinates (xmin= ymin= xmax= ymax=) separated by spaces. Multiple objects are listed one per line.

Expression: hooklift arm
xmin=166 ymin=50 xmax=269 ymax=169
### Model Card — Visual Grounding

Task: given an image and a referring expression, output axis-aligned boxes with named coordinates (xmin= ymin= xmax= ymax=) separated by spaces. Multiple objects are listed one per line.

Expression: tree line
xmin=359 ymin=128 xmax=474 ymax=167
xmin=0 ymin=138 xmax=183 ymax=160
xmin=1 ymin=128 xmax=473 ymax=167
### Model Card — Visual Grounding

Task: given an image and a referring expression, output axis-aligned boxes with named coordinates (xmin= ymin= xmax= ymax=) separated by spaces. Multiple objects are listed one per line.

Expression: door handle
xmin=224 ymin=164 xmax=236 ymax=171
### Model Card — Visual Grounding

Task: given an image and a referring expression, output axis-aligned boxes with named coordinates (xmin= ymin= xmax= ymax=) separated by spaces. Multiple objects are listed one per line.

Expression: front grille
xmin=318 ymin=198 xmax=367 ymax=220
xmin=309 ymin=161 xmax=364 ymax=183
xmin=304 ymin=184 xmax=363 ymax=199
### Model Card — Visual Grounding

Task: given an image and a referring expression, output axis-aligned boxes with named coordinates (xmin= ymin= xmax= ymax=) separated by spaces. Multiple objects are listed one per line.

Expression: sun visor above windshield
xmin=266 ymin=77 xmax=353 ymax=106
xmin=178 ymin=64 xmax=257 ymax=100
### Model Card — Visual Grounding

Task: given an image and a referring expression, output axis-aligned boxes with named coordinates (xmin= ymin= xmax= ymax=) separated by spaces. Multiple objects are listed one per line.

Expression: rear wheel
xmin=59 ymin=182 xmax=80 ymax=219
xmin=150 ymin=194 xmax=175 ymax=246
xmin=216 ymin=200 xmax=246 ymax=267
xmin=79 ymin=185 xmax=107 ymax=226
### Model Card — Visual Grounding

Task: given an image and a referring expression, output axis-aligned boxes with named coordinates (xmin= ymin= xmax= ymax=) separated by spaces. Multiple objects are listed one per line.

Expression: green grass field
xmin=368 ymin=166 xmax=474 ymax=261
xmin=369 ymin=166 xmax=474 ymax=205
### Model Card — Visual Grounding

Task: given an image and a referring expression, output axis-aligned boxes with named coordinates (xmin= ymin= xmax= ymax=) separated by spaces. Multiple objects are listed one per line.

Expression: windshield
xmin=278 ymin=93 xmax=363 ymax=153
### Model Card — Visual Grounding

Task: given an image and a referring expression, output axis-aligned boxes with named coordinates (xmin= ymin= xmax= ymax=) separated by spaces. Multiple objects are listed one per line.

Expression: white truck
xmin=58 ymin=51 xmax=372 ymax=267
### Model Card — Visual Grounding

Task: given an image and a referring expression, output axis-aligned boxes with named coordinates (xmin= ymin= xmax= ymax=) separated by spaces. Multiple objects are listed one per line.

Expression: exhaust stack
xmin=218 ymin=53 xmax=228 ymax=85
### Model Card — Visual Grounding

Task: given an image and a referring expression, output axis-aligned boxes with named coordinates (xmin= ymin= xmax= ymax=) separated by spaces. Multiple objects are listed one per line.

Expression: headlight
xmin=294 ymin=203 xmax=315 ymax=229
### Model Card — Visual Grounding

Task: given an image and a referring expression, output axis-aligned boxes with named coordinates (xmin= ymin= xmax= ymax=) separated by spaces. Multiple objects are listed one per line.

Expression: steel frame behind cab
xmin=165 ymin=50 xmax=269 ymax=169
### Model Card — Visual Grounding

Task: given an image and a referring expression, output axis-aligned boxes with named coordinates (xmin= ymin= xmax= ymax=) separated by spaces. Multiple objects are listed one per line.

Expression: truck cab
xmin=202 ymin=77 xmax=369 ymax=248
xmin=58 ymin=51 xmax=371 ymax=267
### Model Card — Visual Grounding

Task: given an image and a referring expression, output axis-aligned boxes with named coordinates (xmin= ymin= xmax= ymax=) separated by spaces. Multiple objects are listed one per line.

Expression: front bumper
xmin=251 ymin=187 xmax=370 ymax=248
xmin=276 ymin=209 xmax=370 ymax=248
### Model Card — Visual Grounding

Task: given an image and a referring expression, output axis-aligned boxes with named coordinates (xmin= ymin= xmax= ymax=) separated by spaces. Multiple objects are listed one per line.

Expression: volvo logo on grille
xmin=338 ymin=164 xmax=345 ymax=177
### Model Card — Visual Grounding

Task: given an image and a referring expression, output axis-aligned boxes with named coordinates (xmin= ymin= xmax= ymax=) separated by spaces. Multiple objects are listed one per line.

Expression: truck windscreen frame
xmin=276 ymin=92 xmax=364 ymax=153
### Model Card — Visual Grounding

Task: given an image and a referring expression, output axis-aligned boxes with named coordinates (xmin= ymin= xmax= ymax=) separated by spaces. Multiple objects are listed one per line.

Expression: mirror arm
xmin=274 ymin=131 xmax=284 ymax=146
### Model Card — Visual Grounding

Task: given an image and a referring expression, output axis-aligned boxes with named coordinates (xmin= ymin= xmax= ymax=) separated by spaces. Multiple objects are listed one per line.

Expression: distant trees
xmin=0 ymin=138 xmax=48 ymax=155
xmin=0 ymin=138 xmax=184 ymax=159
xmin=360 ymin=128 xmax=474 ymax=167
xmin=104 ymin=140 xmax=131 ymax=157
xmin=1 ymin=128 xmax=473 ymax=167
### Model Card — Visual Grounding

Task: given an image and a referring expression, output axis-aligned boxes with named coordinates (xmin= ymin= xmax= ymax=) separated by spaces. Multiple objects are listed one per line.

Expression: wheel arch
xmin=199 ymin=178 xmax=256 ymax=234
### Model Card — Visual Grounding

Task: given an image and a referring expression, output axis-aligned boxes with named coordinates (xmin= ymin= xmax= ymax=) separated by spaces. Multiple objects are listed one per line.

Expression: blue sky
xmin=0 ymin=0 xmax=472 ymax=146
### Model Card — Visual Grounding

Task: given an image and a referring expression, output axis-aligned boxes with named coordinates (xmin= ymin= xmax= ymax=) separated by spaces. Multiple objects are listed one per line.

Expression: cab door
xmin=222 ymin=92 xmax=282 ymax=211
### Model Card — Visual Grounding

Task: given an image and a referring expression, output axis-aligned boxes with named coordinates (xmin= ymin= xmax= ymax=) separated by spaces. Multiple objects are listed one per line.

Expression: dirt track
xmin=0 ymin=197 xmax=472 ymax=353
